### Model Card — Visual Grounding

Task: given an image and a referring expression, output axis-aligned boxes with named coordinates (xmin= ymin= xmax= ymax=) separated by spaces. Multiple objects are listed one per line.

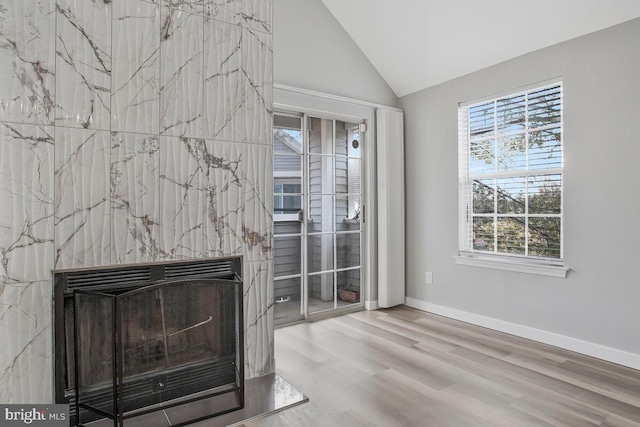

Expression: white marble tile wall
xmin=160 ymin=7 xmax=205 ymax=137
xmin=159 ymin=137 xmax=208 ymax=259
xmin=55 ymin=0 xmax=112 ymax=130
xmin=158 ymin=137 xmax=273 ymax=262
xmin=164 ymin=0 xmax=205 ymax=16
xmin=242 ymin=28 xmax=273 ymax=144
xmin=243 ymin=259 xmax=274 ymax=378
xmin=0 ymin=0 xmax=56 ymax=125
xmin=54 ymin=128 xmax=111 ymax=270
xmin=0 ymin=123 xmax=55 ymax=283
xmin=241 ymin=143 xmax=273 ymax=262
xmin=0 ymin=281 xmax=52 ymax=404
xmin=112 ymin=1 xmax=161 ymax=134
xmin=204 ymin=20 xmax=243 ymax=142
xmin=202 ymin=140 xmax=245 ymax=257
xmin=0 ymin=0 xmax=273 ymax=404
xmin=205 ymin=0 xmax=272 ymax=34
xmin=111 ymin=133 xmax=161 ymax=264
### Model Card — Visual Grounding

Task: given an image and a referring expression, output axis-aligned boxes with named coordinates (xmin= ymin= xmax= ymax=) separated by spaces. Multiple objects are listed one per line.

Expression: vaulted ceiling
xmin=320 ymin=0 xmax=640 ymax=97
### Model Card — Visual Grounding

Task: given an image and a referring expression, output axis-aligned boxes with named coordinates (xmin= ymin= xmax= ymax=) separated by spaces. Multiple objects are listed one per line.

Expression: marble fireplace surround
xmin=0 ymin=0 xmax=275 ymax=404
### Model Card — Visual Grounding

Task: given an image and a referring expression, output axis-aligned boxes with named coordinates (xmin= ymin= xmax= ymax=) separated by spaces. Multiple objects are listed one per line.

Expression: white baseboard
xmin=405 ymin=297 xmax=640 ymax=371
xmin=365 ymin=300 xmax=379 ymax=311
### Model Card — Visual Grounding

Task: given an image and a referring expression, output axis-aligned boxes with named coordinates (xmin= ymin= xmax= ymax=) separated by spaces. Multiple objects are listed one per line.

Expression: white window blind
xmin=458 ymin=82 xmax=563 ymax=264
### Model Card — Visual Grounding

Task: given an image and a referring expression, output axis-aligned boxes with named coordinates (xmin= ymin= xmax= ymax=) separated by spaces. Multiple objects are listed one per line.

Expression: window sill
xmin=454 ymin=255 xmax=569 ymax=278
xmin=274 ymin=214 xmax=301 ymax=222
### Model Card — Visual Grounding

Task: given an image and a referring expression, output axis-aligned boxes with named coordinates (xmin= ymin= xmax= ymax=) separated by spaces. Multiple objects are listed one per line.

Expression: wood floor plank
xmin=448 ymin=345 xmax=640 ymax=423
xmin=301 ymin=328 xmax=391 ymax=376
xmin=376 ymin=369 xmax=528 ymax=427
xmin=411 ymin=339 xmax=621 ymax=424
xmin=350 ymin=311 xmax=467 ymax=353
xmin=338 ymin=315 xmax=421 ymax=347
xmin=411 ymin=316 xmax=567 ymax=364
xmin=599 ymin=414 xmax=640 ymax=427
xmin=559 ymin=359 xmax=640 ymax=393
xmin=504 ymin=352 xmax=640 ymax=407
xmin=235 ymin=306 xmax=640 ymax=427
xmin=358 ymin=334 xmax=457 ymax=391
xmin=357 ymin=373 xmax=487 ymax=427
xmin=438 ymin=384 xmax=555 ymax=427
xmin=410 ymin=308 xmax=635 ymax=379
xmin=510 ymin=394 xmax=605 ymax=426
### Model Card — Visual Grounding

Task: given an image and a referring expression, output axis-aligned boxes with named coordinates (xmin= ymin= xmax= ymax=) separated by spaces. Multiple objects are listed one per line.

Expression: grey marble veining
xmin=159 ymin=136 xmax=207 ymax=259
xmin=203 ymin=21 xmax=273 ymax=145
xmin=163 ymin=0 xmax=205 ymax=15
xmin=158 ymin=138 xmax=272 ymax=263
xmin=111 ymin=132 xmax=161 ymax=264
xmin=112 ymin=0 xmax=161 ymax=134
xmin=241 ymin=143 xmax=273 ymax=262
xmin=205 ymin=0 xmax=272 ymax=35
xmin=0 ymin=281 xmax=52 ymax=404
xmin=0 ymin=122 xmax=54 ymax=284
xmin=202 ymin=140 xmax=244 ymax=258
xmin=244 ymin=260 xmax=274 ymax=379
xmin=160 ymin=7 xmax=204 ymax=138
xmin=55 ymin=128 xmax=111 ymax=269
xmin=242 ymin=0 xmax=273 ymax=34
xmin=0 ymin=0 xmax=56 ymax=125
xmin=55 ymin=0 xmax=112 ymax=130
xmin=204 ymin=0 xmax=242 ymax=29
xmin=242 ymin=27 xmax=273 ymax=145
xmin=204 ymin=19 xmax=244 ymax=143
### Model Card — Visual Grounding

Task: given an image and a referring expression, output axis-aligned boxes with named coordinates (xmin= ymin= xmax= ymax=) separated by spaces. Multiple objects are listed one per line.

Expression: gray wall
xmin=400 ymin=18 xmax=640 ymax=356
xmin=273 ymin=0 xmax=398 ymax=107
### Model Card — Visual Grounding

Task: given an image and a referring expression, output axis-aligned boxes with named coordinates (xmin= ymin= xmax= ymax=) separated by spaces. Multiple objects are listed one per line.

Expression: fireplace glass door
xmin=73 ymin=279 xmax=242 ymax=425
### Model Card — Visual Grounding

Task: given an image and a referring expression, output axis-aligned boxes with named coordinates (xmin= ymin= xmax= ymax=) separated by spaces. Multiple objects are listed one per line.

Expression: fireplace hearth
xmin=54 ymin=257 xmax=244 ymax=426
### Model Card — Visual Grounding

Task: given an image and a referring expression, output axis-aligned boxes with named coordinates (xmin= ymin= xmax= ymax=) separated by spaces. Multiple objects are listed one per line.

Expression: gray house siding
xmin=274 ymin=138 xmax=302 ymax=172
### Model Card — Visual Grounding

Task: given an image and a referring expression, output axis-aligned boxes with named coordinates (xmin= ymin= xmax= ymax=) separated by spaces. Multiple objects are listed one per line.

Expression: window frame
xmin=274 ymin=178 xmax=303 ymax=221
xmin=456 ymin=80 xmax=569 ymax=277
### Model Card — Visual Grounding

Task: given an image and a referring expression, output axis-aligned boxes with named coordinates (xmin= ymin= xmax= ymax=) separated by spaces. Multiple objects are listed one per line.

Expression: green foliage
xmin=472 ymin=179 xmax=561 ymax=258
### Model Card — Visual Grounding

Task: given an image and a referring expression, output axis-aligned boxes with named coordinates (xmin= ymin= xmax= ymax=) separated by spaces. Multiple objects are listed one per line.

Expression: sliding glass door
xmin=273 ymin=113 xmax=364 ymax=324
xmin=273 ymin=113 xmax=304 ymax=322
xmin=306 ymin=116 xmax=362 ymax=314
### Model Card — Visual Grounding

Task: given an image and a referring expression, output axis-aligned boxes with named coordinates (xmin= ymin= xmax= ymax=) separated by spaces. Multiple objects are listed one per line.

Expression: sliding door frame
xmin=274 ymin=86 xmax=379 ymax=321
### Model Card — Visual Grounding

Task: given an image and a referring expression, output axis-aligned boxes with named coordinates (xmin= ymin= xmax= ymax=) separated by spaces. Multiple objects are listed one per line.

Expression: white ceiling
xmin=320 ymin=0 xmax=640 ymax=97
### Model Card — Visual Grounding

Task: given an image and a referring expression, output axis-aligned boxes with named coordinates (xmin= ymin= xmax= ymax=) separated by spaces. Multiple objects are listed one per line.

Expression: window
xmin=274 ymin=114 xmax=303 ymax=221
xmin=274 ymin=181 xmax=302 ymax=215
xmin=458 ymin=82 xmax=563 ymax=265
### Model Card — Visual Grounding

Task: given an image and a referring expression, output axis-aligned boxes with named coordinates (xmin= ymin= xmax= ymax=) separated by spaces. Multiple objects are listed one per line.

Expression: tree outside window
xmin=459 ymin=83 xmax=563 ymax=261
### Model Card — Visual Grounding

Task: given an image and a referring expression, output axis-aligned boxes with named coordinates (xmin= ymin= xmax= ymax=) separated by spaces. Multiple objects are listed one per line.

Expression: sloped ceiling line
xmin=320 ymin=0 xmax=640 ymax=97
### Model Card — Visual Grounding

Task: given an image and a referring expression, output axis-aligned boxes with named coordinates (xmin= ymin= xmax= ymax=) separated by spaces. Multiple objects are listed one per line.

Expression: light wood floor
xmin=240 ymin=306 xmax=640 ymax=427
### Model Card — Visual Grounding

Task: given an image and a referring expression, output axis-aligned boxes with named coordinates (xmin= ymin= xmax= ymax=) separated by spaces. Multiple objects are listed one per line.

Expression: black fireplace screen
xmin=54 ymin=258 xmax=244 ymax=427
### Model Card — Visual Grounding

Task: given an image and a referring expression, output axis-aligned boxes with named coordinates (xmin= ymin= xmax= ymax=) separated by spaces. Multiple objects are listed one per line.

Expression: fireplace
xmin=54 ymin=257 xmax=244 ymax=426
